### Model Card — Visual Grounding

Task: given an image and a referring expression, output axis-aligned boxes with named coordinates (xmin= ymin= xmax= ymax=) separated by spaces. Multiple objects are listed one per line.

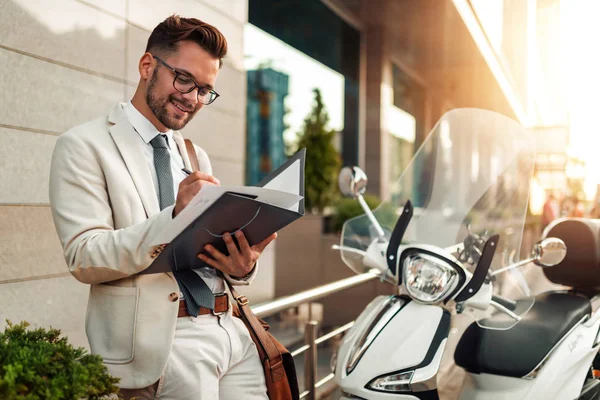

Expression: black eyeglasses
xmin=152 ymin=55 xmax=220 ymax=105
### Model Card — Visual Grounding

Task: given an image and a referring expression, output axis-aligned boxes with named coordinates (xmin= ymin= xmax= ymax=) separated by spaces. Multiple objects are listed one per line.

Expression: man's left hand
xmin=198 ymin=231 xmax=277 ymax=279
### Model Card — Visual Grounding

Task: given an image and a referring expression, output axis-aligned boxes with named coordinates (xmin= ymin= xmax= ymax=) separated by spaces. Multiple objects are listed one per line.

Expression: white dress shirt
xmin=123 ymin=101 xmax=224 ymax=293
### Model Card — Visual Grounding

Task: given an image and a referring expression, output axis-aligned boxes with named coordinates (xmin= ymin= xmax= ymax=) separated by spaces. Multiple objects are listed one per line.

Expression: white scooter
xmin=332 ymin=108 xmax=600 ymax=400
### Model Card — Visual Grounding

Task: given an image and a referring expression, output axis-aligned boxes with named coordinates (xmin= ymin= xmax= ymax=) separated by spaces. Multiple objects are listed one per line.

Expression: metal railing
xmin=251 ymin=270 xmax=380 ymax=400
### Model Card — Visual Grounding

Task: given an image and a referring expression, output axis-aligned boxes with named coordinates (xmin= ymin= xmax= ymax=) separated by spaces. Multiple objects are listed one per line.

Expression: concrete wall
xmin=0 ymin=0 xmax=274 ymax=350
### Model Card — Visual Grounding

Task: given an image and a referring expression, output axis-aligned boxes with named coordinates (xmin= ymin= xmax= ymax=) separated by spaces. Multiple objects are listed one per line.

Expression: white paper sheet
xmin=262 ymin=159 xmax=302 ymax=212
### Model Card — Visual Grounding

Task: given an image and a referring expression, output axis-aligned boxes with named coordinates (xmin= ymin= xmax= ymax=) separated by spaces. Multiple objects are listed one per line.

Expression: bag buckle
xmin=235 ymin=295 xmax=249 ymax=306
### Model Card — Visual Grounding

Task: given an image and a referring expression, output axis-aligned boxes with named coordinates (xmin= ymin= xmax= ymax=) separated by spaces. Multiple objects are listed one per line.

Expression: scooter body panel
xmin=338 ymin=395 xmax=421 ymax=400
xmin=335 ymin=295 xmax=448 ymax=399
xmin=459 ymin=309 xmax=600 ymax=400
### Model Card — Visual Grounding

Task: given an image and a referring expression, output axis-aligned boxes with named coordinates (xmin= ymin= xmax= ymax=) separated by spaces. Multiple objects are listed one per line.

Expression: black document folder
xmin=141 ymin=149 xmax=305 ymax=275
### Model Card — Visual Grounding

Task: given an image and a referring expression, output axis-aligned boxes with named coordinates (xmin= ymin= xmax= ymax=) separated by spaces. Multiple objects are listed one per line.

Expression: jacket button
xmin=169 ymin=292 xmax=179 ymax=302
xmin=150 ymin=244 xmax=167 ymax=259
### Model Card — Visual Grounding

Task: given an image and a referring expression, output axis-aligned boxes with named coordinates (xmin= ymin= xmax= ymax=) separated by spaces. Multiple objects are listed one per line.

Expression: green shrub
xmin=331 ymin=194 xmax=397 ymax=234
xmin=0 ymin=321 xmax=119 ymax=400
xmin=293 ymin=88 xmax=341 ymax=214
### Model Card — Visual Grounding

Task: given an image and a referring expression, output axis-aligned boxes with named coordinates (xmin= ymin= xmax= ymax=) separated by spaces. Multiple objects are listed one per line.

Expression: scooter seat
xmin=454 ymin=291 xmax=591 ymax=378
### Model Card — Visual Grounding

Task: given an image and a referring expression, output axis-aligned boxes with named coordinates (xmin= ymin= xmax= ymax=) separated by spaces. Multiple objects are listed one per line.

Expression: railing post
xmin=304 ymin=320 xmax=318 ymax=400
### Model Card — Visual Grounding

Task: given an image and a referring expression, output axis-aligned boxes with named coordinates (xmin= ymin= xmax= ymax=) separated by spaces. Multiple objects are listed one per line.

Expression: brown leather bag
xmin=227 ymin=281 xmax=299 ymax=400
xmin=184 ymin=139 xmax=299 ymax=400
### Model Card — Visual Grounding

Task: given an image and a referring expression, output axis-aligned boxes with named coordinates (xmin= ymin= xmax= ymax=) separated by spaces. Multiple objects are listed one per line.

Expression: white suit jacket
xmin=49 ymin=103 xmax=256 ymax=388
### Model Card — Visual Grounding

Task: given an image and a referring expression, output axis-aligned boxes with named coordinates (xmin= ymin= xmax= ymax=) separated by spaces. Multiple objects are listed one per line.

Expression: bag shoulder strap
xmin=184 ymin=138 xmax=200 ymax=172
xmin=225 ymin=281 xmax=286 ymax=380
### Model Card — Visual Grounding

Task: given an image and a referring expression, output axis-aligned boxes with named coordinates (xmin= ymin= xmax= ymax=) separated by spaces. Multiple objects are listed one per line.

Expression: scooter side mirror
xmin=532 ymin=237 xmax=567 ymax=267
xmin=339 ymin=166 xmax=368 ymax=198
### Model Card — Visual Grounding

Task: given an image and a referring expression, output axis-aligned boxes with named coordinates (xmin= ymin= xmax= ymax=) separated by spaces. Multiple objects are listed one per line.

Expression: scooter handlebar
xmin=331 ymin=244 xmax=367 ymax=257
xmin=491 ymin=295 xmax=518 ymax=312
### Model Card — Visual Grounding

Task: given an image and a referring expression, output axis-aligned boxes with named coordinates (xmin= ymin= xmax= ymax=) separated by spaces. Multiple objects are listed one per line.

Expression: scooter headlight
xmin=367 ymin=371 xmax=414 ymax=393
xmin=402 ymin=253 xmax=459 ymax=304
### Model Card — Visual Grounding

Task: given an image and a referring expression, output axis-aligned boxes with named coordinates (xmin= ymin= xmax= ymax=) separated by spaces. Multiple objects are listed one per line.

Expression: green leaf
xmin=0 ymin=321 xmax=120 ymax=400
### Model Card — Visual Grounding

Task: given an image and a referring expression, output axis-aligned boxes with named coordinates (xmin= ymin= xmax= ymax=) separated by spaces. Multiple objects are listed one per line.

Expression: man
xmin=542 ymin=192 xmax=559 ymax=229
xmin=49 ymin=15 xmax=274 ymax=399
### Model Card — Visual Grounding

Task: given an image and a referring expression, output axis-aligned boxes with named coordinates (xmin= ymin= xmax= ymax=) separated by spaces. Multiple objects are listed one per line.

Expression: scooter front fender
xmin=335 ymin=295 xmax=450 ymax=399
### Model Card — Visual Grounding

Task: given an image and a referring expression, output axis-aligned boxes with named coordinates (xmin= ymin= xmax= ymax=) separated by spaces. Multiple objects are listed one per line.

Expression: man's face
xmin=146 ymin=41 xmax=220 ymax=131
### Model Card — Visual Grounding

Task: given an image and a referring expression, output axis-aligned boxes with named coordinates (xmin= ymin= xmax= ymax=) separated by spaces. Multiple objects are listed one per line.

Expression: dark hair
xmin=145 ymin=15 xmax=227 ymax=68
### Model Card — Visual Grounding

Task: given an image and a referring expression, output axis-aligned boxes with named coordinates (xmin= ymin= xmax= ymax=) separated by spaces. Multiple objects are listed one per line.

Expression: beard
xmin=146 ymin=73 xmax=197 ymax=130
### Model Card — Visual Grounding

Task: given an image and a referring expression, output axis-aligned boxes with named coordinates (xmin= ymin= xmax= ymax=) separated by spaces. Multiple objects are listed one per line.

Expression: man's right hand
xmin=173 ymin=171 xmax=220 ymax=217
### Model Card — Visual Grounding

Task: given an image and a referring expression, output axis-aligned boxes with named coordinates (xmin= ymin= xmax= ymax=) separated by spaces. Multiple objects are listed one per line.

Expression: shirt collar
xmin=124 ymin=101 xmax=174 ymax=144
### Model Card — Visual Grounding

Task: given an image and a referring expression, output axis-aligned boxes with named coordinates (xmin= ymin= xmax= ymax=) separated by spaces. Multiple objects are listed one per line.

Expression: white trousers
xmin=121 ymin=311 xmax=268 ymax=400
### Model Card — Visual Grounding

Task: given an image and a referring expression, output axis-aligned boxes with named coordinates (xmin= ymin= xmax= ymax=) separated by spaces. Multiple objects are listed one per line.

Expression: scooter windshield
xmin=340 ymin=108 xmax=536 ymax=329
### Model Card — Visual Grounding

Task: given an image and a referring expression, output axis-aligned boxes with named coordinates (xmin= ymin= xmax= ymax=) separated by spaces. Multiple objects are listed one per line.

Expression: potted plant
xmin=292 ymin=88 xmax=341 ymax=214
xmin=0 ymin=320 xmax=120 ymax=399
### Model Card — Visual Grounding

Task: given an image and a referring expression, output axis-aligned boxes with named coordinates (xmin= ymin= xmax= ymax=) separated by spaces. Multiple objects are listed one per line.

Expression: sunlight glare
xmin=562 ymin=0 xmax=600 ymax=193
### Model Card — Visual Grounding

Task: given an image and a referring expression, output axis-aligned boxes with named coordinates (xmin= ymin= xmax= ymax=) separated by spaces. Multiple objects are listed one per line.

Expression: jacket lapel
xmin=108 ymin=103 xmax=160 ymax=217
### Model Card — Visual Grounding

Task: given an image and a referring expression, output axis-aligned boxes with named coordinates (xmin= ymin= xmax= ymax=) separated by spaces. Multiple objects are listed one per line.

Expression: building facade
xmin=0 ymin=0 xmax=268 ymax=349
xmin=246 ymin=67 xmax=289 ymax=185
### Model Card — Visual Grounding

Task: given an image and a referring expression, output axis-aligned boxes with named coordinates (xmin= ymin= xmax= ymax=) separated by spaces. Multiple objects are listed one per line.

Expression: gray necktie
xmin=149 ymin=135 xmax=175 ymax=210
xmin=150 ymin=134 xmax=214 ymax=315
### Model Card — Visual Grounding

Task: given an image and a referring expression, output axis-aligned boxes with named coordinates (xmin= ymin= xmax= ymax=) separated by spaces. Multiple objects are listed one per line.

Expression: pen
xmin=182 ymin=168 xmax=193 ymax=176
